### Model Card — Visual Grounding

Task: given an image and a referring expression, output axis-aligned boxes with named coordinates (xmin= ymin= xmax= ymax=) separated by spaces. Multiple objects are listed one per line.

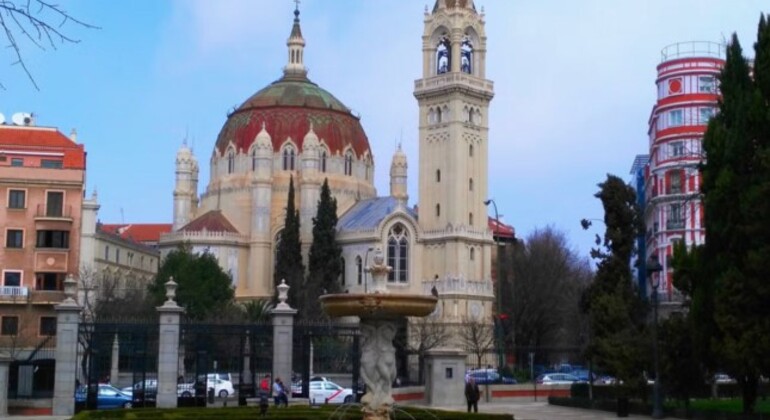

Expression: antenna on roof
xmin=120 ymin=207 xmax=125 ymax=224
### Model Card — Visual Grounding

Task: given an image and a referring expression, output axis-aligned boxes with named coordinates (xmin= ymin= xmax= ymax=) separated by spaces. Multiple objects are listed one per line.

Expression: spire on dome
xmin=284 ymin=0 xmax=307 ymax=79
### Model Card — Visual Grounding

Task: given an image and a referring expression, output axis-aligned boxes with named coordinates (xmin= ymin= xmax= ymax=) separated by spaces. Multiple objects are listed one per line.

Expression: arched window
xmin=321 ymin=150 xmax=327 ymax=173
xmin=436 ymin=204 xmax=440 ymax=217
xmin=469 ymin=213 xmax=474 ymax=226
xmin=461 ymin=35 xmax=473 ymax=74
xmin=436 ymin=169 xmax=441 ymax=183
xmin=469 ymin=144 xmax=474 ymax=157
xmin=227 ymin=149 xmax=236 ymax=174
xmin=344 ymin=150 xmax=354 ymax=176
xmin=251 ymin=148 xmax=258 ymax=171
xmin=387 ymin=223 xmax=409 ymax=283
xmin=356 ymin=256 xmax=363 ymax=285
xmin=469 ymin=178 xmax=474 ymax=191
xmin=436 ymin=35 xmax=451 ymax=74
xmin=470 ymin=247 xmax=475 ymax=261
xmin=340 ymin=257 xmax=346 ymax=285
xmin=282 ymin=146 xmax=296 ymax=171
xmin=436 ymin=107 xmax=442 ymax=123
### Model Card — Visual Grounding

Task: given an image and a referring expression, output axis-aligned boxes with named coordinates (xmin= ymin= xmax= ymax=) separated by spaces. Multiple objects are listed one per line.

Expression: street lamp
xmin=484 ymin=198 xmax=505 ymax=369
xmin=647 ymin=254 xmax=664 ymax=419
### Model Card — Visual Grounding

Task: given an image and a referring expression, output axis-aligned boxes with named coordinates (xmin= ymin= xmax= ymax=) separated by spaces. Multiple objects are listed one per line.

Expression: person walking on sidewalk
xmin=465 ymin=376 xmax=480 ymax=413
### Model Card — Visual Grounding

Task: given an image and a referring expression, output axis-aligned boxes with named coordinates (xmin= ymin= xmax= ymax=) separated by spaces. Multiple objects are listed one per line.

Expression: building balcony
xmin=34 ymin=204 xmax=74 ymax=222
xmin=666 ymin=220 xmax=685 ymax=230
xmin=0 ymin=286 xmax=29 ymax=299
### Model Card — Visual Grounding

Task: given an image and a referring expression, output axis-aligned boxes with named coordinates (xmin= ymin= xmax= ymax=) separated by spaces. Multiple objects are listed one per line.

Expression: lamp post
xmin=484 ymin=198 xmax=505 ymax=369
xmin=647 ymin=255 xmax=664 ymax=419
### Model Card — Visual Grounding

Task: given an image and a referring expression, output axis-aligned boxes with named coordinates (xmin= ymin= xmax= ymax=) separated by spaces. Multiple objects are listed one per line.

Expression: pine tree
xmin=274 ymin=176 xmax=303 ymax=308
xmin=582 ymin=174 xmax=648 ymax=390
xmin=306 ymin=178 xmax=343 ymax=319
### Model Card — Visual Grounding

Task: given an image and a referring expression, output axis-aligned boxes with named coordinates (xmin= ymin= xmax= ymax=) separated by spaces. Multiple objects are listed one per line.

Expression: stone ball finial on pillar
xmin=275 ymin=279 xmax=293 ymax=310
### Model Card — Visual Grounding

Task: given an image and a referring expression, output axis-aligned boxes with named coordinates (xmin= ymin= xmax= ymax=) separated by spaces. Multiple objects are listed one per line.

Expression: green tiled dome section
xmin=238 ymin=77 xmax=351 ymax=113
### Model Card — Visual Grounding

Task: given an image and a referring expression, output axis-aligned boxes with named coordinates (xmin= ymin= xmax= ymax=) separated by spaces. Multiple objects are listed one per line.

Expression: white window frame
xmin=669 ymin=109 xmax=683 ymax=127
xmin=2 ymin=269 xmax=23 ymax=287
xmin=698 ymin=76 xmax=716 ymax=93
xmin=5 ymin=228 xmax=24 ymax=248
xmin=7 ymin=188 xmax=27 ymax=209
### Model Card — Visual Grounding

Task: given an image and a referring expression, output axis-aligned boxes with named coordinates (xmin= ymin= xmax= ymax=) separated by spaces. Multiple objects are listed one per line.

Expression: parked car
xmin=535 ymin=373 xmax=579 ymax=385
xmin=465 ymin=368 xmax=517 ymax=385
xmin=75 ymin=384 xmax=133 ymax=409
xmin=178 ymin=377 xmax=235 ymax=398
xmin=308 ymin=380 xmax=354 ymax=404
xmin=714 ymin=373 xmax=736 ymax=384
xmin=120 ymin=379 xmax=158 ymax=398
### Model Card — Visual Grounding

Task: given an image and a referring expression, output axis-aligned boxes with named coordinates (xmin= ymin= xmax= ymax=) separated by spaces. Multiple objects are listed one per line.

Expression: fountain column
xmin=320 ymin=247 xmax=437 ymax=420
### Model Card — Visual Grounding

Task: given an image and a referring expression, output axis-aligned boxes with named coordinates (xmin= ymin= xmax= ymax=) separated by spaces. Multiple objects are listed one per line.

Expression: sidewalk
xmin=424 ymin=401 xmax=650 ymax=419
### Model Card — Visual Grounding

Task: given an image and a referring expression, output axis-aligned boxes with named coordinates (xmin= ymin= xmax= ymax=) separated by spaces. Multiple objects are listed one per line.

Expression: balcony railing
xmin=34 ymin=204 xmax=73 ymax=221
xmin=667 ymin=220 xmax=685 ymax=230
xmin=0 ymin=286 xmax=29 ymax=297
xmin=661 ymin=41 xmax=724 ymax=62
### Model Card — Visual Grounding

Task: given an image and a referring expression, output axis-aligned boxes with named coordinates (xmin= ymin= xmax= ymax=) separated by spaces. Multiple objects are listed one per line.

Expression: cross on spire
xmin=294 ymin=0 xmax=300 ymax=12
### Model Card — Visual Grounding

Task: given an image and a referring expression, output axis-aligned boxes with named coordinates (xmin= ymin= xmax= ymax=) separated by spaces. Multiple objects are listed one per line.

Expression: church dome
xmin=214 ymin=75 xmax=371 ymax=158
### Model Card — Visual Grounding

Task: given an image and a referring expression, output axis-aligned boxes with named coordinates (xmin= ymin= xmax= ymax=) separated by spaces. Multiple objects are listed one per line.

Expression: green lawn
xmin=670 ymin=398 xmax=770 ymax=414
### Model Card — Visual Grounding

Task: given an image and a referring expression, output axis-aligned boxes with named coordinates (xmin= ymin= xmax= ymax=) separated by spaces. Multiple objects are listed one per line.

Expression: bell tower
xmin=415 ymin=1 xmax=495 ymax=304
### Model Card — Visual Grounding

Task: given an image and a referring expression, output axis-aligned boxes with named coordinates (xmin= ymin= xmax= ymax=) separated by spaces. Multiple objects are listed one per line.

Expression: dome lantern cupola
xmin=284 ymin=2 xmax=307 ymax=79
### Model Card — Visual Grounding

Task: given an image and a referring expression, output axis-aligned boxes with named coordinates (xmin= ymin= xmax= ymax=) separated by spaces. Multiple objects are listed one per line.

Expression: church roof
xmin=338 ymin=197 xmax=417 ymax=232
xmin=179 ymin=210 xmax=239 ymax=233
xmin=101 ymin=223 xmax=172 ymax=243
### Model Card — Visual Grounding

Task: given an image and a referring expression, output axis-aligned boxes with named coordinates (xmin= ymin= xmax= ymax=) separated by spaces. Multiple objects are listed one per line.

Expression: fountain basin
xmin=320 ymin=293 xmax=437 ymax=319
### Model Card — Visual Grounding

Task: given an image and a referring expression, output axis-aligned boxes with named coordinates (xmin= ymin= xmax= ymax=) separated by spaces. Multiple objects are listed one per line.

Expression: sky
xmin=4 ymin=0 xmax=768 ymax=260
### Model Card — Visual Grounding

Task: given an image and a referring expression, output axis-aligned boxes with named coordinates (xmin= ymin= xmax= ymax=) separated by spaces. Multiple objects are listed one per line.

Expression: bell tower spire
xmin=284 ymin=0 xmax=307 ymax=78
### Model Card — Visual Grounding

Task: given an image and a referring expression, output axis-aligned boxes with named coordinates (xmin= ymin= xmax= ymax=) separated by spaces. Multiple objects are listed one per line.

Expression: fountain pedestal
xmin=320 ymin=247 xmax=437 ymax=420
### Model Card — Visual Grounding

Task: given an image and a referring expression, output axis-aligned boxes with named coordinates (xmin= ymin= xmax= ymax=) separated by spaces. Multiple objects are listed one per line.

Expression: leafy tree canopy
xmin=149 ymin=244 xmax=234 ymax=320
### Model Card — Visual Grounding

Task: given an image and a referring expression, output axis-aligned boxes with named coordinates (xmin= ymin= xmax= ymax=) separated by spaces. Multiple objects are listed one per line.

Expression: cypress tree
xmin=274 ymin=176 xmax=303 ymax=308
xmin=698 ymin=27 xmax=770 ymax=414
xmin=306 ymin=178 xmax=343 ymax=319
xmin=582 ymin=174 xmax=648 ymax=390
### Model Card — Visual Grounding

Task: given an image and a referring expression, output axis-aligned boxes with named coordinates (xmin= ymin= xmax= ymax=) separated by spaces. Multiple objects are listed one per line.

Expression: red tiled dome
xmin=214 ymin=75 xmax=371 ymax=158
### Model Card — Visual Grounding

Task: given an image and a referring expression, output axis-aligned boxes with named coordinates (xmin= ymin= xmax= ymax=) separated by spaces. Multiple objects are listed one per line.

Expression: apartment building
xmin=0 ymin=120 xmax=86 ymax=398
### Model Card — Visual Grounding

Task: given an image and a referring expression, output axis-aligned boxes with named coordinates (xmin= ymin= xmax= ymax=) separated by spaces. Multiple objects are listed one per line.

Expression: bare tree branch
xmin=0 ymin=0 xmax=98 ymax=90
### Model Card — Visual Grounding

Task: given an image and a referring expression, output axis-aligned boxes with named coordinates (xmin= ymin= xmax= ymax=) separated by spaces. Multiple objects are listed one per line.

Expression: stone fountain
xmin=320 ymin=247 xmax=437 ymax=420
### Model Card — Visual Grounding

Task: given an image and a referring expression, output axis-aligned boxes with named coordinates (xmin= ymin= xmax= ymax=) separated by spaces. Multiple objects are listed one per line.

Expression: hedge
xmin=71 ymin=405 xmax=515 ymax=420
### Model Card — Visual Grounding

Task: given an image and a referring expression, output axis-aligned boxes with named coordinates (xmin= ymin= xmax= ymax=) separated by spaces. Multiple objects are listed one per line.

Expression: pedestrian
xmin=465 ymin=376 xmax=480 ymax=413
xmin=258 ymin=374 xmax=271 ymax=416
xmin=273 ymin=377 xmax=288 ymax=407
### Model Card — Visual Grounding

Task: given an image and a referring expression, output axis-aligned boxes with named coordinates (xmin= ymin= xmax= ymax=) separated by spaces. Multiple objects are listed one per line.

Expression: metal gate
xmin=178 ymin=320 xmax=272 ymax=407
xmin=76 ymin=320 xmax=159 ymax=412
xmin=293 ymin=322 xmax=360 ymax=403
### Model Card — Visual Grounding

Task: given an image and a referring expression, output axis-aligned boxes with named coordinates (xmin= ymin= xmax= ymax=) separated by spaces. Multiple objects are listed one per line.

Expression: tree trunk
xmin=742 ymin=374 xmax=758 ymax=415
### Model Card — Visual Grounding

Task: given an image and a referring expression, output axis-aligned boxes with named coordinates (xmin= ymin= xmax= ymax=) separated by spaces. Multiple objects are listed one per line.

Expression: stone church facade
xmin=159 ymin=0 xmax=496 ymax=323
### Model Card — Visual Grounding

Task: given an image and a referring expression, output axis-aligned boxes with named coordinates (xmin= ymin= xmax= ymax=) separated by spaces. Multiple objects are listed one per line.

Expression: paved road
xmin=430 ymin=401 xmax=649 ymax=419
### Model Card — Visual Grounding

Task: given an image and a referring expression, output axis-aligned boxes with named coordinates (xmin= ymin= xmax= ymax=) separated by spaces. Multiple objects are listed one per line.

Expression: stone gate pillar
xmin=0 ymin=357 xmax=10 ymax=416
xmin=156 ymin=278 xmax=184 ymax=408
xmin=52 ymin=274 xmax=81 ymax=416
xmin=271 ymin=280 xmax=297 ymax=387
xmin=424 ymin=348 xmax=466 ymax=407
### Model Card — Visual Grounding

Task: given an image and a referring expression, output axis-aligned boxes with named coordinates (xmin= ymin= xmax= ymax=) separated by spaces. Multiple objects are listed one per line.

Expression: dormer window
xmin=321 ymin=150 xmax=327 ymax=173
xmin=227 ymin=150 xmax=235 ymax=174
xmin=282 ymin=146 xmax=296 ymax=171
xmin=344 ymin=151 xmax=354 ymax=176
